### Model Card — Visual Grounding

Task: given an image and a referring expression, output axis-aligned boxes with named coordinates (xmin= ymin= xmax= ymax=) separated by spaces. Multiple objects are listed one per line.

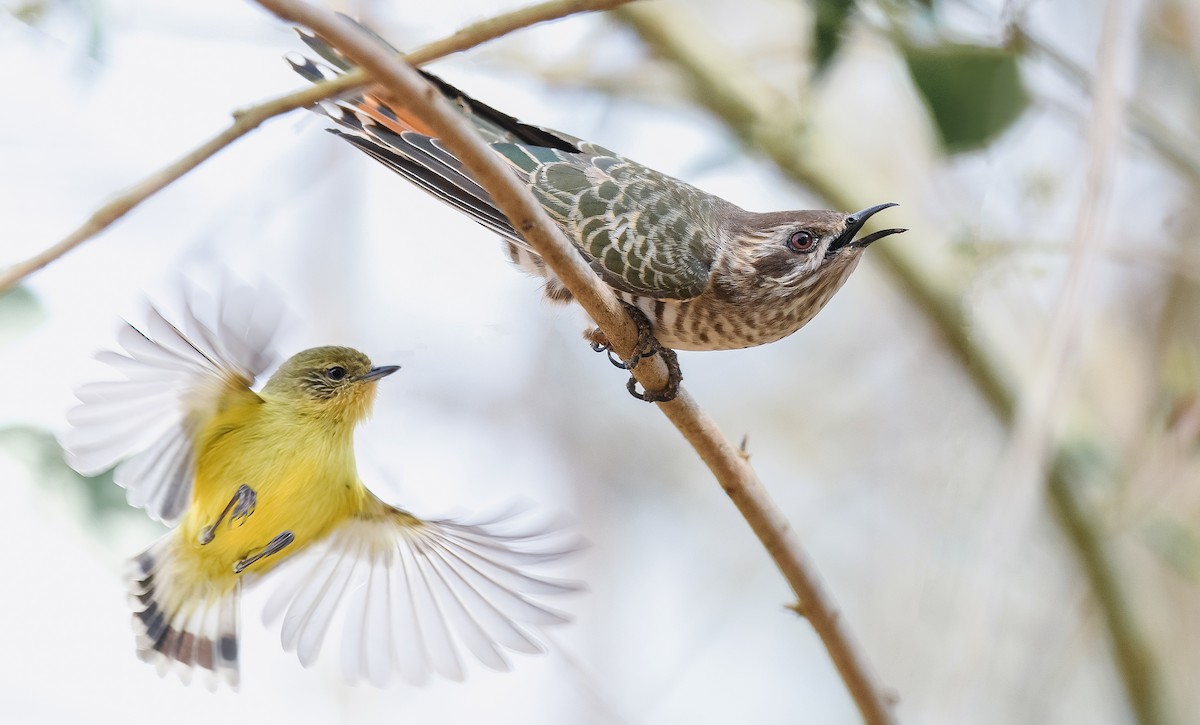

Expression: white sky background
xmin=0 ymin=0 xmax=1189 ymax=723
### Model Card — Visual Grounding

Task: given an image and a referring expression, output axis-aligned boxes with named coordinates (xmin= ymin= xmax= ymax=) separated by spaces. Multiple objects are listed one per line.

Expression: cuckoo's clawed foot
xmin=588 ymin=333 xmax=629 ymax=369
xmin=233 ymin=530 xmax=295 ymax=574
xmin=199 ymin=484 xmax=257 ymax=546
xmin=586 ymin=303 xmax=682 ymax=403
xmin=619 ymin=302 xmax=660 ymax=370
xmin=626 ymin=346 xmax=682 ymax=403
xmin=587 ymin=303 xmax=660 ymax=370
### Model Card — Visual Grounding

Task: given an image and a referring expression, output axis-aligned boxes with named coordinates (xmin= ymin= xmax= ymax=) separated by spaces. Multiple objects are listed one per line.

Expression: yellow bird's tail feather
xmin=127 ymin=535 xmax=241 ymax=690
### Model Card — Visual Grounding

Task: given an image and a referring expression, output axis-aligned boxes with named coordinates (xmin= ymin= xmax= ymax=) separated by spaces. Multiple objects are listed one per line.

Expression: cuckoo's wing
xmin=492 ymin=143 xmax=717 ymax=300
xmin=261 ymin=501 xmax=581 ymax=686
xmin=61 ymin=280 xmax=283 ymax=524
xmin=287 ymin=30 xmax=715 ymax=301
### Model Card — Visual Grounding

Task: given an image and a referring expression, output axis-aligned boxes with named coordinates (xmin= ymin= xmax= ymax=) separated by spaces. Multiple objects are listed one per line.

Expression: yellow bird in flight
xmin=61 ymin=281 xmax=577 ymax=689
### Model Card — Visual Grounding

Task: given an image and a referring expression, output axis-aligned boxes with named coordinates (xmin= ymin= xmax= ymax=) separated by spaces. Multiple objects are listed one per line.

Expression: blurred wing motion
xmin=263 ymin=505 xmax=581 ymax=686
xmin=60 ymin=281 xmax=283 ymax=524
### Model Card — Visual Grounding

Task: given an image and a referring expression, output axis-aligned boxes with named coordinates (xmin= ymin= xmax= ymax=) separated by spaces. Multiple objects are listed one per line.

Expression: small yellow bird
xmin=62 ymin=281 xmax=577 ymax=689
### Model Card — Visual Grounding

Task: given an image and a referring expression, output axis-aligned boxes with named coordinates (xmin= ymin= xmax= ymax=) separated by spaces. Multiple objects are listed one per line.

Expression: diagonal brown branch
xmin=248 ymin=2 xmax=898 ymax=723
xmin=612 ymin=2 xmax=1175 ymax=723
xmin=0 ymin=0 xmax=634 ymax=295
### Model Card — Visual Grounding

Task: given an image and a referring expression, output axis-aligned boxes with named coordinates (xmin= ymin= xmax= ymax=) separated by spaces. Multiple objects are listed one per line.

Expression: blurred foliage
xmin=811 ymin=0 xmax=931 ymax=76
xmin=808 ymin=0 xmax=1027 ymax=153
xmin=1059 ymin=437 xmax=1121 ymax=494
xmin=902 ymin=42 xmax=1030 ymax=152
xmin=8 ymin=0 xmax=108 ymax=62
xmin=8 ymin=0 xmax=54 ymax=24
xmin=0 ymin=286 xmax=46 ymax=345
xmin=1144 ymin=518 xmax=1200 ymax=582
xmin=1165 ymin=394 xmax=1200 ymax=442
xmin=1161 ymin=281 xmax=1200 ymax=398
xmin=0 ymin=426 xmax=133 ymax=526
xmin=811 ymin=0 xmax=856 ymax=75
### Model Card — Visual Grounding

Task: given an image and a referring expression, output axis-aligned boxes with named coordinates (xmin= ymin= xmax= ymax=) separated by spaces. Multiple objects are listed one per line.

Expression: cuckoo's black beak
xmin=359 ymin=365 xmax=400 ymax=382
xmin=829 ymin=203 xmax=905 ymax=252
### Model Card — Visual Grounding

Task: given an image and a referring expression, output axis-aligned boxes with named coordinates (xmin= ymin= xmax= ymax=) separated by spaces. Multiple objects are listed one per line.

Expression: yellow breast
xmin=178 ymin=394 xmax=371 ymax=589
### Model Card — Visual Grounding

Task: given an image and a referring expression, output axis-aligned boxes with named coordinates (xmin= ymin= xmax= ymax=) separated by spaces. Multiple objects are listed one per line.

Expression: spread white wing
xmin=61 ymin=280 xmax=284 ymax=524
xmin=262 ymin=504 xmax=582 ymax=686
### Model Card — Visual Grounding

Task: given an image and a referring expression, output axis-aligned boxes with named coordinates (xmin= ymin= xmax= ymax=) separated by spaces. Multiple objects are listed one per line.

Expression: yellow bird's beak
xmin=358 ymin=365 xmax=400 ymax=382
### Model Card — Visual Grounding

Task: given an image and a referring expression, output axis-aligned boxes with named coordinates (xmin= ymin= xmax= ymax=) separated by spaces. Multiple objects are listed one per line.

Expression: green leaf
xmin=812 ymin=0 xmax=858 ymax=74
xmin=902 ymin=42 xmax=1029 ymax=153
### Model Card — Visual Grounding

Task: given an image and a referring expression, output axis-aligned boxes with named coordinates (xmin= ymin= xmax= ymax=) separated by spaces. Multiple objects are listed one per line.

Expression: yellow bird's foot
xmin=233 ymin=530 xmax=295 ymax=575
xmin=199 ymin=484 xmax=258 ymax=546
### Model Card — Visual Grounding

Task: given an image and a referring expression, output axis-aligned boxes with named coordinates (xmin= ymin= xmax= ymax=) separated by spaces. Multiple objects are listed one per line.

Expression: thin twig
xmin=1008 ymin=24 xmax=1200 ymax=187
xmin=249 ymin=2 xmax=898 ymax=723
xmin=614 ymin=3 xmax=1175 ymax=723
xmin=0 ymin=0 xmax=634 ymax=294
xmin=1006 ymin=4 xmax=1173 ymax=722
xmin=1008 ymin=0 xmax=1131 ymax=545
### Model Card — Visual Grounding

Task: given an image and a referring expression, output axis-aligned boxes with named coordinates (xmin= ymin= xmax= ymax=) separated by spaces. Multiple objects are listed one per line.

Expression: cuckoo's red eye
xmin=787 ymin=230 xmax=816 ymax=253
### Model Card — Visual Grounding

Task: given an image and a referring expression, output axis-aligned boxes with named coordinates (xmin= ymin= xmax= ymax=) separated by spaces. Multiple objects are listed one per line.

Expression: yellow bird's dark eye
xmin=326 ymin=366 xmax=346 ymax=381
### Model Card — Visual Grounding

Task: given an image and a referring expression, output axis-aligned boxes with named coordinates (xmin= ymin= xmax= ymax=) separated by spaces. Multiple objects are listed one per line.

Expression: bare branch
xmin=0 ymin=0 xmax=634 ymax=294
xmin=1010 ymin=5 xmax=1175 ymax=723
xmin=248 ymin=2 xmax=898 ymax=723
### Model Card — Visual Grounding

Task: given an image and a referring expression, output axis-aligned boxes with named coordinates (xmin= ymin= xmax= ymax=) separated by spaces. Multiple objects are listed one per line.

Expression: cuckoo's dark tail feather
xmin=286 ymin=34 xmax=528 ymax=243
xmin=286 ymin=20 xmax=584 ymax=301
xmin=290 ymin=21 xmax=579 ymax=151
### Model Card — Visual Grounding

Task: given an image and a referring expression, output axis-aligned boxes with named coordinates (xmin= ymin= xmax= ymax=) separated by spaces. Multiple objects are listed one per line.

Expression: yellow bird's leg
xmin=198 ymin=484 xmax=258 ymax=545
xmin=233 ymin=531 xmax=295 ymax=575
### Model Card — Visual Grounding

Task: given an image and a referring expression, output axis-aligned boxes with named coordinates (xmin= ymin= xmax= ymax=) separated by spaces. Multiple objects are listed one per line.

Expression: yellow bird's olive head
xmin=262 ymin=346 xmax=399 ymax=423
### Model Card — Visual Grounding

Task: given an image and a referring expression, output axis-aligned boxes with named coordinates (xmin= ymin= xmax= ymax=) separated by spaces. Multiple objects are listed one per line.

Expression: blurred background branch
xmin=1005 ymin=24 xmax=1200 ymax=186
xmin=612 ymin=1 xmax=1185 ymax=723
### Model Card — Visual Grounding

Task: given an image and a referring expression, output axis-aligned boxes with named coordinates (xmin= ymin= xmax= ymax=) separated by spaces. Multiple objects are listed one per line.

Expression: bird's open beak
xmin=830 ymin=203 xmax=906 ymax=252
xmin=358 ymin=365 xmax=400 ymax=382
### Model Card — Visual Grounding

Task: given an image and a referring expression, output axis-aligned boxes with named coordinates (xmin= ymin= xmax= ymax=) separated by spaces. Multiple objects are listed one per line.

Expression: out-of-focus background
xmin=2 ymin=0 xmax=1198 ymax=722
